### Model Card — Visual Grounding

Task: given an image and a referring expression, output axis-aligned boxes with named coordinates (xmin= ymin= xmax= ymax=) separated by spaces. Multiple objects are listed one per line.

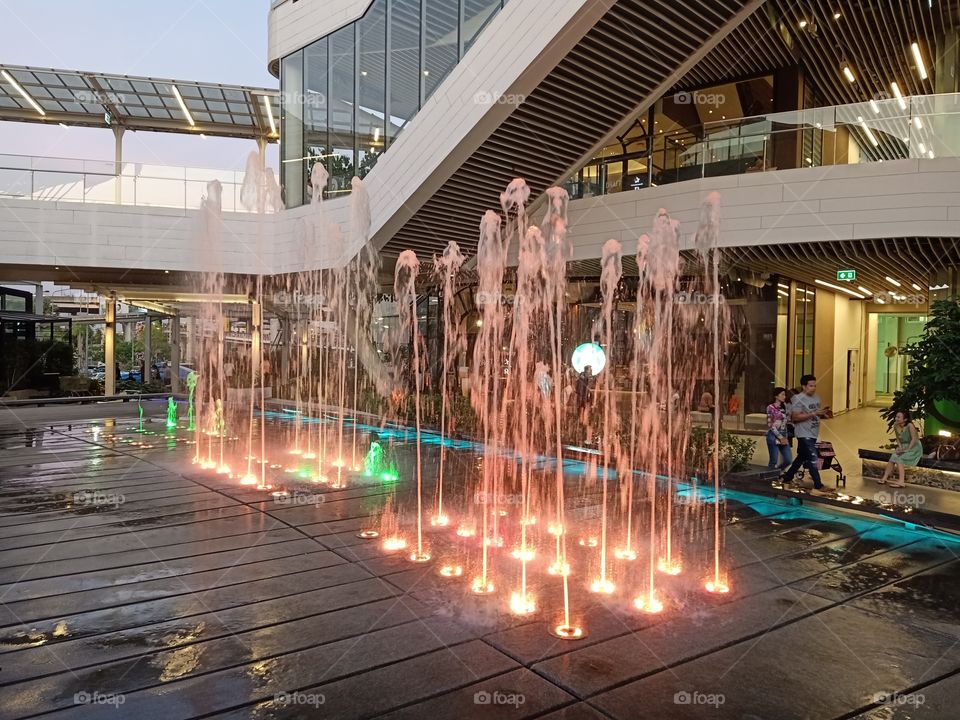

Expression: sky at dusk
xmin=0 ymin=1 xmax=278 ymax=170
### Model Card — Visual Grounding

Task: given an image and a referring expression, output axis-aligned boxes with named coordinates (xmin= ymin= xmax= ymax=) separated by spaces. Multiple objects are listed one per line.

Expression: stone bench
xmin=858 ymin=448 xmax=960 ymax=492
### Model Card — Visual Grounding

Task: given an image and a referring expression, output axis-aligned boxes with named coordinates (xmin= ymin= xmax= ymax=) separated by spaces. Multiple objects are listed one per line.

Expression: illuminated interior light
xmin=890 ymin=82 xmax=907 ymax=110
xmin=911 ymin=42 xmax=928 ymax=80
xmin=2 ymin=70 xmax=45 ymax=115
xmin=171 ymin=84 xmax=195 ymax=126
xmin=262 ymin=95 xmax=277 ymax=135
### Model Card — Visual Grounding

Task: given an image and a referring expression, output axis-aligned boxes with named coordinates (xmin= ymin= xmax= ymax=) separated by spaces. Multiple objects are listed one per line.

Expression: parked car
xmin=160 ymin=362 xmax=195 ymax=382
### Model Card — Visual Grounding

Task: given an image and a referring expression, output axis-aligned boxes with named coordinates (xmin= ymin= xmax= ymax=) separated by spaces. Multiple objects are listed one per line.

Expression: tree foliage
xmin=883 ymin=298 xmax=960 ymax=429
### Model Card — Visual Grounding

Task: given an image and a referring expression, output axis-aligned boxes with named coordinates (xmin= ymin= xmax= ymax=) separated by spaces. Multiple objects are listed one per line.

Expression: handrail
xmin=568 ymin=91 xmax=960 ymax=200
xmin=0 ymin=154 xmax=278 ymax=213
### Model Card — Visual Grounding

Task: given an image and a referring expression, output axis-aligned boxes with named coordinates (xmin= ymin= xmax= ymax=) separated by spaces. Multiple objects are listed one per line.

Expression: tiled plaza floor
xmin=0 ymin=405 xmax=958 ymax=719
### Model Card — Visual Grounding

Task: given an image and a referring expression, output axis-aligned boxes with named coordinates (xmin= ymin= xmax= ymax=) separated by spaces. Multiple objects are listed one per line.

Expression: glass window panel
xmin=463 ymin=0 xmax=500 ymax=53
xmin=281 ymin=49 xmax=305 ymax=208
xmin=304 ymin=37 xmax=329 ymax=203
xmin=357 ymin=0 xmax=386 ymax=178
xmin=388 ymin=0 xmax=421 ymax=144
xmin=424 ymin=0 xmax=458 ymax=100
xmin=328 ymin=25 xmax=356 ymax=197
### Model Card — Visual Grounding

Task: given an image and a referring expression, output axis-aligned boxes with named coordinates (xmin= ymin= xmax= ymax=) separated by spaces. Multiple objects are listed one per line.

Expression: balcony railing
xmin=566 ymin=92 xmax=960 ymax=199
xmin=0 ymin=154 xmax=276 ymax=213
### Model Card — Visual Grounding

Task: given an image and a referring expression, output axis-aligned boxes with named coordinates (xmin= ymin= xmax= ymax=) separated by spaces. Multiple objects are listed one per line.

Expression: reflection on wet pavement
xmin=0 ymin=415 xmax=959 ymax=719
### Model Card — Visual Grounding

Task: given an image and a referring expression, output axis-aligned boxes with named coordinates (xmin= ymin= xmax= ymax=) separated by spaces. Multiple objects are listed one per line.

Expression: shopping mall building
xmin=265 ymin=0 xmax=960 ymax=416
xmin=2 ymin=0 xmax=959 ymax=417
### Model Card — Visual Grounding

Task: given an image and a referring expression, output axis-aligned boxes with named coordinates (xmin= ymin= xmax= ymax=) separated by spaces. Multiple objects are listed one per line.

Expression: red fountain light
xmin=471 ymin=577 xmax=495 ymax=594
xmin=550 ymin=624 xmax=585 ymax=640
xmin=509 ymin=591 xmax=536 ymax=615
xmin=657 ymin=558 xmax=683 ymax=575
xmin=634 ymin=591 xmax=665 ymax=613
xmin=382 ymin=537 xmax=407 ymax=551
xmin=705 ymin=579 xmax=730 ymax=594
xmin=589 ymin=578 xmax=615 ymax=594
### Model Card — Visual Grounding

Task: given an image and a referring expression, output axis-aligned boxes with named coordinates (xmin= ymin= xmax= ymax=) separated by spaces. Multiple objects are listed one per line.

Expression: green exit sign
xmin=837 ymin=269 xmax=857 ymax=281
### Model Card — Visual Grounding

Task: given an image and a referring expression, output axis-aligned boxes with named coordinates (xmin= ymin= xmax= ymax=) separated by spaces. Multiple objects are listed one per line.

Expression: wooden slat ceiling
xmin=557 ymin=236 xmax=960 ymax=300
xmin=677 ymin=0 xmax=960 ymax=162
xmin=679 ymin=0 xmax=956 ymax=102
xmin=379 ymin=0 xmax=754 ymax=259
xmin=711 ymin=236 xmax=960 ymax=298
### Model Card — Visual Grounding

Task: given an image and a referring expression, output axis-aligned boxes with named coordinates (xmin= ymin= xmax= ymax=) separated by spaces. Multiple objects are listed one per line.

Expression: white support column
xmin=143 ymin=315 xmax=152 ymax=381
xmin=104 ymin=294 xmax=117 ymax=396
xmin=113 ymin=125 xmax=125 ymax=204
xmin=170 ymin=313 xmax=181 ymax=394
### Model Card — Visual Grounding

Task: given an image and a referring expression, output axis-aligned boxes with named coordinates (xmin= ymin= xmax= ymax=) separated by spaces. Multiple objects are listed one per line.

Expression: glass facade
xmin=281 ymin=0 xmax=505 ymax=206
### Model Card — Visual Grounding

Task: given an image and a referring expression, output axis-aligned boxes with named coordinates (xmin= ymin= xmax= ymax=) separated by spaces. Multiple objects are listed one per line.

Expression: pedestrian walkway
xmin=739 ymin=405 xmax=960 ymax=517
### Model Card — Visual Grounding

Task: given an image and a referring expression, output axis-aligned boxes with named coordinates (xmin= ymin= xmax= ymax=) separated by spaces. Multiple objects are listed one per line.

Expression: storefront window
xmin=793 ymin=283 xmax=815 ymax=387
xmin=281 ymin=0 xmax=506 ymax=207
xmin=328 ymin=25 xmax=356 ymax=196
xmin=303 ymin=38 xmax=328 ymax=201
xmin=357 ymin=0 xmax=386 ymax=178
xmin=281 ymin=50 xmax=304 ymax=207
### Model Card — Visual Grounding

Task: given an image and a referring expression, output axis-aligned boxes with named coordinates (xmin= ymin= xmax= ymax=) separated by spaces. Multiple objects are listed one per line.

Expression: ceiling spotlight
xmin=911 ymin=283 xmax=922 ymax=291
xmin=833 ymin=12 xmax=841 ymax=20
xmin=842 ymin=64 xmax=856 ymax=83
xmin=799 ymin=19 xmax=808 ymax=28
xmin=857 ymin=286 xmax=872 ymax=295
xmin=914 ymin=116 xmax=923 ymax=130
xmin=886 ymin=276 xmax=902 ymax=287
xmin=911 ymin=42 xmax=928 ymax=80
xmin=869 ymin=98 xmax=880 ymax=114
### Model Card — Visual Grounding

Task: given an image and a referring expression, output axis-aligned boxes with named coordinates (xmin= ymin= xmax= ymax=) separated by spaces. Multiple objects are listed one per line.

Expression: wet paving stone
xmin=2 ymin=418 xmax=960 ymax=719
xmin=589 ymin=604 xmax=960 ymax=719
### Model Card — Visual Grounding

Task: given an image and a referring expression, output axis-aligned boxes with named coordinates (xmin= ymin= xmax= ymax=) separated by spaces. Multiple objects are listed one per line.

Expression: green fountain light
xmin=166 ymin=397 xmax=178 ymax=429
xmin=186 ymin=370 xmax=198 ymax=431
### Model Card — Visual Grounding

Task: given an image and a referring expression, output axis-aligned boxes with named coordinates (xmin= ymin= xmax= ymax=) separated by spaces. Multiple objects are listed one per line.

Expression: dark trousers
xmin=783 ymin=436 xmax=822 ymax=488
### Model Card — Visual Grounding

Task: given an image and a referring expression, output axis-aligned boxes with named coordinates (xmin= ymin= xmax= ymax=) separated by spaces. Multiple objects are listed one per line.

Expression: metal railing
xmin=0 ymin=154 xmax=276 ymax=213
xmin=567 ymin=92 xmax=960 ymax=199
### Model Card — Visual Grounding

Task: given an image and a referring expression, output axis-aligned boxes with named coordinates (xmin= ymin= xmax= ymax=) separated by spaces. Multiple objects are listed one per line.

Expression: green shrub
xmin=686 ymin=426 xmax=757 ymax=474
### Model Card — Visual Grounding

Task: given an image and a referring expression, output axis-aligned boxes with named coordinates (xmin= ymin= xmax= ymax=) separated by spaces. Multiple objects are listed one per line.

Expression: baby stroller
xmin=796 ymin=441 xmax=846 ymax=488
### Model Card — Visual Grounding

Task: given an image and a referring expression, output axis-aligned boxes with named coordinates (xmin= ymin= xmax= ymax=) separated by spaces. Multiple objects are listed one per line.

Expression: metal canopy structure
xmin=0 ymin=64 xmax=280 ymax=141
